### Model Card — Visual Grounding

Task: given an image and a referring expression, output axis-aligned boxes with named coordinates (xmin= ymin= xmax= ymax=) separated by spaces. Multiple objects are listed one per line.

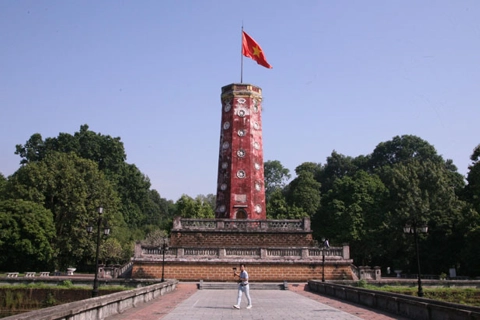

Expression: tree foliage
xmin=9 ymin=125 xmax=172 ymax=270
xmin=5 ymin=152 xmax=121 ymax=269
xmin=317 ymin=171 xmax=387 ymax=265
xmin=312 ymin=135 xmax=473 ymax=275
xmin=0 ymin=199 xmax=55 ymax=271
xmin=0 ymin=173 xmax=6 ymax=201
xmin=175 ymin=194 xmax=215 ymax=218
xmin=100 ymin=237 xmax=124 ymax=265
xmin=285 ymin=163 xmax=321 ymax=218
xmin=15 ymin=125 xmax=126 ymax=176
xmin=368 ymin=135 xmax=443 ymax=169
xmin=264 ymin=160 xmax=291 ymax=200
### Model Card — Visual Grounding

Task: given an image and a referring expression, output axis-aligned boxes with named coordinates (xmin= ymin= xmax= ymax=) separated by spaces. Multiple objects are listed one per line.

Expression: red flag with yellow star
xmin=242 ymin=31 xmax=272 ymax=69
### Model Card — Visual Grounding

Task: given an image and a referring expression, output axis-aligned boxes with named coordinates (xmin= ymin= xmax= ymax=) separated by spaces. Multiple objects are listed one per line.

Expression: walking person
xmin=233 ymin=264 xmax=252 ymax=309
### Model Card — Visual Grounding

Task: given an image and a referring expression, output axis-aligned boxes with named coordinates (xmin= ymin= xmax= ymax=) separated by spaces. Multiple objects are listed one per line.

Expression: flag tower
xmin=215 ymin=83 xmax=266 ymax=219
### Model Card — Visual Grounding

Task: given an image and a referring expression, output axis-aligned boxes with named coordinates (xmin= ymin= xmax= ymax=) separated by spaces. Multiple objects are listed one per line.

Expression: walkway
xmin=106 ymin=283 xmax=410 ymax=320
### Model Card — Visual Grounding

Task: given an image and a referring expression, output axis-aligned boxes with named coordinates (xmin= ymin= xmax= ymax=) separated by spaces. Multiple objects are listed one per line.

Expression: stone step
xmin=198 ymin=281 xmax=287 ymax=290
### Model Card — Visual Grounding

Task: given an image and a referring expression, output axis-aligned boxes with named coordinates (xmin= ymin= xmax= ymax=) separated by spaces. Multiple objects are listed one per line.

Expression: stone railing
xmin=358 ymin=266 xmax=381 ymax=280
xmin=116 ymin=260 xmax=134 ymax=278
xmin=172 ymin=217 xmax=310 ymax=231
xmin=135 ymin=245 xmax=349 ymax=261
xmin=2 ymin=280 xmax=178 ymax=320
xmin=308 ymin=280 xmax=480 ymax=320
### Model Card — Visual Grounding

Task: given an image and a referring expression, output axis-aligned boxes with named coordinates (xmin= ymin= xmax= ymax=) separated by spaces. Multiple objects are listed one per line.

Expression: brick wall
xmin=132 ymin=261 xmax=352 ymax=282
xmin=170 ymin=230 xmax=313 ymax=247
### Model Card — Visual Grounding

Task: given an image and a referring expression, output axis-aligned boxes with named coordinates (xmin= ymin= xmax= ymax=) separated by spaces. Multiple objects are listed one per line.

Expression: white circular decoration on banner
xmin=254 ymin=163 xmax=261 ymax=170
xmin=255 ymin=182 xmax=261 ymax=191
xmin=219 ymin=205 xmax=226 ymax=212
xmin=223 ymin=122 xmax=230 ymax=130
xmin=222 ymin=162 xmax=228 ymax=169
xmin=255 ymin=205 xmax=262 ymax=213
xmin=238 ymin=129 xmax=246 ymax=136
xmin=237 ymin=170 xmax=246 ymax=178
xmin=224 ymin=103 xmax=231 ymax=112
xmin=237 ymin=149 xmax=246 ymax=157
xmin=222 ymin=142 xmax=229 ymax=149
xmin=253 ymin=122 xmax=260 ymax=130
xmin=253 ymin=142 xmax=260 ymax=150
xmin=238 ymin=109 xmax=246 ymax=117
xmin=220 ymin=183 xmax=227 ymax=191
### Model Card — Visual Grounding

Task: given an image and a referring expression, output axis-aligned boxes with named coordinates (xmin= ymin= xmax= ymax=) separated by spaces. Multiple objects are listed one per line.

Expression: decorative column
xmin=215 ymin=83 xmax=266 ymax=220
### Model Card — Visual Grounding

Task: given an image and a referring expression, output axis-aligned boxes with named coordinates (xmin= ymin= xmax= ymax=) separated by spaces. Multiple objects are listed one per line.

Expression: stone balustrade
xmin=173 ymin=217 xmax=310 ymax=231
xmin=135 ymin=245 xmax=349 ymax=261
xmin=350 ymin=265 xmax=382 ymax=280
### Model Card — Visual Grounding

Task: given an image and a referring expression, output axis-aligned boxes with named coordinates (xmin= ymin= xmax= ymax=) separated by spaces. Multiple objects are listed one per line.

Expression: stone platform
xmin=131 ymin=217 xmax=353 ymax=282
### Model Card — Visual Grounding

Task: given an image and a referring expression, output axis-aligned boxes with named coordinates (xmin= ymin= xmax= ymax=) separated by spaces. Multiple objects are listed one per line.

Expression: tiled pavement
xmin=106 ymin=282 xmax=411 ymax=320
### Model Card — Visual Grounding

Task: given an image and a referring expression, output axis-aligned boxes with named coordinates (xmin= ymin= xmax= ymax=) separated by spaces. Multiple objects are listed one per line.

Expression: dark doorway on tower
xmin=235 ymin=209 xmax=248 ymax=219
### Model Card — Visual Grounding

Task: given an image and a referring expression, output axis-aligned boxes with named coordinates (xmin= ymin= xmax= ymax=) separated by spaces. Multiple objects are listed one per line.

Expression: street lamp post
xmin=87 ymin=206 xmax=110 ymax=298
xmin=160 ymin=237 xmax=169 ymax=282
xmin=403 ymin=222 xmax=428 ymax=297
xmin=320 ymin=238 xmax=330 ymax=282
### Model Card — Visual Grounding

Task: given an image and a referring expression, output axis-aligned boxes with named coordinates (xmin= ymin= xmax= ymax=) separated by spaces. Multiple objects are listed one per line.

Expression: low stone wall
xmin=308 ymin=280 xmax=480 ymax=320
xmin=2 ymin=280 xmax=178 ymax=320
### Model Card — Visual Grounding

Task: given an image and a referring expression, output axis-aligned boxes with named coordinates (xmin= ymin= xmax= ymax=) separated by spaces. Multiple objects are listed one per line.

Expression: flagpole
xmin=240 ymin=24 xmax=244 ymax=83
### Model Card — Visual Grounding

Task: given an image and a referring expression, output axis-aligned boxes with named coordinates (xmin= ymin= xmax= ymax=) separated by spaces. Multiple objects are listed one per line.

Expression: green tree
xmin=14 ymin=133 xmax=46 ymax=164
xmin=285 ymin=163 xmax=321 ymax=218
xmin=195 ymin=194 xmax=216 ymax=212
xmin=175 ymin=194 xmax=214 ymax=218
xmin=15 ymin=125 xmax=127 ymax=177
xmin=115 ymin=163 xmax=151 ymax=227
xmin=14 ymin=125 xmax=165 ymax=235
xmin=142 ymin=229 xmax=169 ymax=247
xmin=100 ymin=238 xmax=124 ymax=265
xmin=457 ymin=144 xmax=480 ymax=275
xmin=382 ymin=160 xmax=465 ymax=274
xmin=266 ymin=188 xmax=288 ymax=219
xmin=456 ymin=206 xmax=480 ymax=276
xmin=317 ymin=171 xmax=387 ymax=265
xmin=316 ymin=151 xmax=361 ymax=194
xmin=368 ymin=135 xmax=443 ymax=168
xmin=264 ymin=160 xmax=291 ymax=200
xmin=0 ymin=173 xmax=6 ymax=200
xmin=143 ymin=189 xmax=171 ymax=231
xmin=5 ymin=152 xmax=121 ymax=269
xmin=0 ymin=199 xmax=55 ymax=271
xmin=464 ymin=144 xmax=480 ymax=213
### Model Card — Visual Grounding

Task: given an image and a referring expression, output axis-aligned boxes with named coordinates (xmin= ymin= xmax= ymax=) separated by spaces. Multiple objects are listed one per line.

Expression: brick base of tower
xmin=132 ymin=261 xmax=352 ymax=282
xmin=131 ymin=217 xmax=354 ymax=282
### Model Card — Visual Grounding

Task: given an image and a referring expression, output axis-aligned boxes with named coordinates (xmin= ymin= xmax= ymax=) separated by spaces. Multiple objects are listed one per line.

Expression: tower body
xmin=215 ymin=83 xmax=266 ymax=219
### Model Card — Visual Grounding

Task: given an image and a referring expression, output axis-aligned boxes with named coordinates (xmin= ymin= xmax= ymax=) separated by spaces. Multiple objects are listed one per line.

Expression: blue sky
xmin=1 ymin=1 xmax=479 ymax=201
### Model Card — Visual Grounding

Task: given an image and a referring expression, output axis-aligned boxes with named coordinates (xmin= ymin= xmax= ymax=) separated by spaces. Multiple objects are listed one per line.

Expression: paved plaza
xmin=106 ymin=283 xmax=410 ymax=320
xmin=160 ymin=289 xmax=363 ymax=320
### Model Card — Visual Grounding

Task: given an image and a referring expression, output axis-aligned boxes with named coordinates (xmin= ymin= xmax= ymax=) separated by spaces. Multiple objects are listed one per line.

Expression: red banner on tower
xmin=242 ymin=31 xmax=272 ymax=69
